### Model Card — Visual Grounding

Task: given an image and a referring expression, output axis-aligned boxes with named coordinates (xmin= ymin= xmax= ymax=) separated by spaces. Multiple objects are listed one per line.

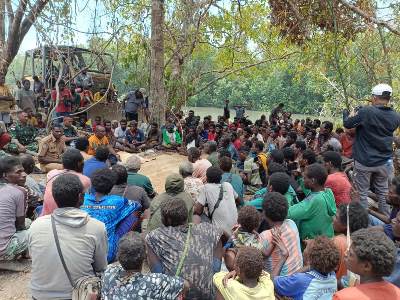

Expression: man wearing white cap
xmin=343 ymin=84 xmax=400 ymax=215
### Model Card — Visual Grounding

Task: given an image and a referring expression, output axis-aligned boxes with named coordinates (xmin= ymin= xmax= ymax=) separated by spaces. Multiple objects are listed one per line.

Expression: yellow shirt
xmin=213 ymin=271 xmax=275 ymax=300
xmin=88 ymin=134 xmax=109 ymax=155
xmin=27 ymin=116 xmax=38 ymax=127
xmin=93 ymin=92 xmax=105 ymax=102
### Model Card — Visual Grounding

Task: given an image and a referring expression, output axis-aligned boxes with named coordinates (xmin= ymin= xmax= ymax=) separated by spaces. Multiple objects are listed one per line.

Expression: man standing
xmin=16 ymin=79 xmax=36 ymax=113
xmin=51 ymin=79 xmax=72 ymax=121
xmin=269 ymin=103 xmax=284 ymax=123
xmin=123 ymin=89 xmax=145 ymax=122
xmin=38 ymin=124 xmax=66 ymax=172
xmin=343 ymin=84 xmax=400 ymax=215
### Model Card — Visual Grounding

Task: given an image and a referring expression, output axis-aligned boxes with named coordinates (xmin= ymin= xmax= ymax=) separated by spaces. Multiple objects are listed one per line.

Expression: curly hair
xmin=305 ymin=163 xmax=327 ymax=186
xmin=117 ymin=232 xmax=146 ymax=270
xmin=236 ymin=246 xmax=264 ymax=280
xmin=91 ymin=168 xmax=117 ymax=194
xmin=238 ymin=206 xmax=261 ymax=232
xmin=337 ymin=202 xmax=369 ymax=233
xmin=161 ymin=197 xmax=188 ymax=227
xmin=267 ymin=162 xmax=286 ymax=175
xmin=52 ymin=174 xmax=83 ymax=208
xmin=263 ymin=192 xmax=288 ymax=222
xmin=351 ymin=228 xmax=397 ymax=277
xmin=308 ymin=236 xmax=340 ymax=274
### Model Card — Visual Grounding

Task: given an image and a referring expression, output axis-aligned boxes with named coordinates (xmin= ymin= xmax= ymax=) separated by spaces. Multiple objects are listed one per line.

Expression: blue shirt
xmin=274 ymin=270 xmax=337 ymax=300
xmin=83 ymin=158 xmax=107 ymax=179
xmin=125 ymin=129 xmax=145 ymax=144
xmin=81 ymin=194 xmax=141 ymax=262
xmin=227 ymin=143 xmax=238 ymax=161
xmin=221 ymin=172 xmax=244 ymax=200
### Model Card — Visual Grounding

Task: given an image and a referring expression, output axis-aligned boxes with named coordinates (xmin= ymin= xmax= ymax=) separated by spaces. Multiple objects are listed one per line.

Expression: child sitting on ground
xmin=333 ymin=228 xmax=400 ymax=300
xmin=214 ymin=247 xmax=275 ymax=300
xmin=274 ymin=236 xmax=339 ymax=300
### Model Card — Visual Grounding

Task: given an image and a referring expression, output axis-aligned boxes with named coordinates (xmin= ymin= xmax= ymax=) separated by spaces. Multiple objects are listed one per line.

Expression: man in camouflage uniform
xmin=8 ymin=111 xmax=38 ymax=154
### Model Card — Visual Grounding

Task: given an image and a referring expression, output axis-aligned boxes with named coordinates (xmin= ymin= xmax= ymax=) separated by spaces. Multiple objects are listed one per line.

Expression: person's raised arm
xmin=343 ymin=108 xmax=363 ymax=129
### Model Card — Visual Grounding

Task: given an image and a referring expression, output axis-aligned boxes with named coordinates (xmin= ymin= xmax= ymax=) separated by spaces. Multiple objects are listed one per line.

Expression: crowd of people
xmin=0 ymin=82 xmax=400 ymax=299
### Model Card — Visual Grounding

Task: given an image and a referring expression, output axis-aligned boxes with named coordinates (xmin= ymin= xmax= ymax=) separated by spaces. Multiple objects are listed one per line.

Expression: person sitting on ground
xmin=145 ymin=122 xmax=161 ymax=149
xmin=102 ymin=231 xmax=186 ymax=299
xmin=161 ymin=124 xmax=182 ymax=151
xmin=147 ymin=173 xmax=193 ymax=232
xmin=260 ymin=192 xmax=303 ymax=276
xmin=20 ymin=154 xmax=42 ymax=219
xmin=38 ymin=124 xmax=66 ymax=172
xmin=146 ymin=198 xmax=223 ymax=299
xmin=224 ymin=206 xmax=275 ymax=271
xmin=124 ymin=120 xmax=145 ymax=153
xmin=179 ymin=161 xmax=203 ymax=202
xmin=220 ymin=156 xmax=244 ymax=203
xmin=194 ymin=166 xmax=238 ymax=235
xmin=41 ymin=149 xmax=91 ymax=216
xmin=110 ymin=164 xmax=150 ymax=218
xmin=24 ymin=107 xmax=38 ymax=127
xmin=82 ymin=168 xmax=142 ymax=262
xmin=188 ymin=147 xmax=212 ymax=183
xmin=74 ymin=137 xmax=92 ymax=160
xmin=214 ymin=247 xmax=275 ymax=300
xmin=114 ymin=119 xmax=128 ymax=150
xmin=323 ymin=151 xmax=352 ymax=206
xmin=0 ymin=157 xmax=30 ymax=271
xmin=28 ymin=174 xmax=108 ymax=300
xmin=83 ymin=145 xmax=108 ymax=194
xmin=242 ymin=146 xmax=263 ymax=194
xmin=10 ymin=110 xmax=38 ymax=154
xmin=125 ymin=154 xmax=156 ymax=198
xmin=333 ymin=202 xmax=369 ymax=281
xmin=62 ymin=116 xmax=79 ymax=146
xmin=205 ymin=141 xmax=219 ymax=167
xmin=333 ymin=228 xmax=400 ymax=300
xmin=35 ymin=113 xmax=46 ymax=129
xmin=296 ymin=148 xmax=316 ymax=197
xmin=220 ymin=135 xmax=239 ymax=161
xmin=288 ymin=163 xmax=337 ymax=241
xmin=87 ymin=125 xmax=120 ymax=164
xmin=274 ymin=236 xmax=339 ymax=299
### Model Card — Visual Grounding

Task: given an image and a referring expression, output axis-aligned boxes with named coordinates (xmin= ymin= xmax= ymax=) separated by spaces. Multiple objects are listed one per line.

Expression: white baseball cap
xmin=372 ymin=83 xmax=392 ymax=96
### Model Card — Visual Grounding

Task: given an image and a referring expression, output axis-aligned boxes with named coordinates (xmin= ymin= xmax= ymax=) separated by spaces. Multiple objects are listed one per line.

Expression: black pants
xmin=126 ymin=111 xmax=138 ymax=122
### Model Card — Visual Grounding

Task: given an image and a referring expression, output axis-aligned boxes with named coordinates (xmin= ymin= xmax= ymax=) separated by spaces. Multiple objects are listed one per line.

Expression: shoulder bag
xmin=51 ymin=215 xmax=101 ymax=300
xmin=201 ymin=184 xmax=224 ymax=223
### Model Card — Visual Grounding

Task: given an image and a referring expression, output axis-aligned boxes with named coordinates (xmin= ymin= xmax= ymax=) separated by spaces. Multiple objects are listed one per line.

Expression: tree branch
xmin=193 ymin=52 xmax=298 ymax=96
xmin=338 ymin=0 xmax=400 ymax=36
xmin=20 ymin=0 xmax=50 ymax=38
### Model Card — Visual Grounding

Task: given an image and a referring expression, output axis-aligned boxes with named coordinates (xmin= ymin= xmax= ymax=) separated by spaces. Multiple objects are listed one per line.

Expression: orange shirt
xmin=333 ymin=281 xmax=400 ymax=300
xmin=87 ymin=134 xmax=109 ymax=155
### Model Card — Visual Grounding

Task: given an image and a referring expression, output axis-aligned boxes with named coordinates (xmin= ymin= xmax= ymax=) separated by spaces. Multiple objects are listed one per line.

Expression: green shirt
xmin=207 ymin=152 xmax=219 ymax=167
xmin=288 ymin=188 xmax=337 ymax=240
xmin=296 ymin=176 xmax=311 ymax=197
xmin=127 ymin=172 xmax=154 ymax=197
xmin=244 ymin=186 xmax=297 ymax=210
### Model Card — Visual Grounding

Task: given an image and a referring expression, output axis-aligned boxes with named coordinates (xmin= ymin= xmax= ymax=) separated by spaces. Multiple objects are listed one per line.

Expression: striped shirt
xmin=260 ymin=219 xmax=303 ymax=276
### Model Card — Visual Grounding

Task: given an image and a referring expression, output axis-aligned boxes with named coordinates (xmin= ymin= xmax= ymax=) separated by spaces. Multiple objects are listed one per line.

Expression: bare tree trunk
xmin=377 ymin=25 xmax=392 ymax=86
xmin=150 ymin=0 xmax=166 ymax=125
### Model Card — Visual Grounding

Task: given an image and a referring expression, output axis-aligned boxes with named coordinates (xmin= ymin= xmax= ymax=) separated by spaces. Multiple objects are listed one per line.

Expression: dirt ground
xmin=0 ymin=152 xmax=186 ymax=300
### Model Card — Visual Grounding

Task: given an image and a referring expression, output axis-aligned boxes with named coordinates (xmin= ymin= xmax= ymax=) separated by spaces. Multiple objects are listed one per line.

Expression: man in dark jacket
xmin=343 ymin=84 xmax=400 ymax=215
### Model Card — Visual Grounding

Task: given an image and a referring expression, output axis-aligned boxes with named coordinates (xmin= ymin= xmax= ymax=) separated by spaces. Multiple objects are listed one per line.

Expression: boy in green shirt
xmin=288 ymin=163 xmax=336 ymax=241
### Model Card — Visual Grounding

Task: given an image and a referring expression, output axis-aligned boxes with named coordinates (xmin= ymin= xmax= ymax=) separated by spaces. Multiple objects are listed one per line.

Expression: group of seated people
xmin=0 ymin=103 xmax=399 ymax=300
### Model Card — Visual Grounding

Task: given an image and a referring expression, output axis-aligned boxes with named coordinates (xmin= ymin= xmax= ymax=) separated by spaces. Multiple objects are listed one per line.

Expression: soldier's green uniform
xmin=9 ymin=122 xmax=38 ymax=153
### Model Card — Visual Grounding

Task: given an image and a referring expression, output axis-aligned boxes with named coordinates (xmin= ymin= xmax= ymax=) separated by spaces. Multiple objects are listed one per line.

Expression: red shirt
xmin=233 ymin=139 xmax=241 ymax=150
xmin=208 ymin=132 xmax=216 ymax=141
xmin=0 ymin=132 xmax=11 ymax=148
xmin=51 ymin=88 xmax=72 ymax=113
xmin=333 ymin=281 xmax=400 ymax=300
xmin=325 ymin=172 xmax=351 ymax=206
xmin=340 ymin=133 xmax=354 ymax=158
